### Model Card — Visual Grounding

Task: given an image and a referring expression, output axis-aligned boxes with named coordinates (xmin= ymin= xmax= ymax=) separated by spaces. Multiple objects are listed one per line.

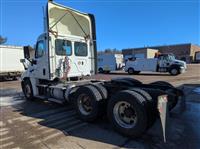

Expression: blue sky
xmin=0 ymin=0 xmax=199 ymax=50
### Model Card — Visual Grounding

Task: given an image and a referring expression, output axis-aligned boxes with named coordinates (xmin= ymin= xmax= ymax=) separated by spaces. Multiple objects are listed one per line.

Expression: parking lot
xmin=0 ymin=64 xmax=200 ymax=149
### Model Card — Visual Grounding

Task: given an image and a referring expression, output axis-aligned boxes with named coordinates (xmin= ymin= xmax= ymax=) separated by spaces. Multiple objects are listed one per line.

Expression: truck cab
xmin=157 ymin=54 xmax=187 ymax=75
xmin=21 ymin=1 xmax=97 ymax=82
xmin=20 ymin=1 xmax=184 ymax=139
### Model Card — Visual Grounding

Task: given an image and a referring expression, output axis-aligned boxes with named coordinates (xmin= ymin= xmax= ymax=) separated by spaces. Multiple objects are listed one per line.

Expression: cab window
xmin=55 ymin=39 xmax=72 ymax=56
xmin=74 ymin=42 xmax=88 ymax=57
xmin=35 ymin=40 xmax=45 ymax=58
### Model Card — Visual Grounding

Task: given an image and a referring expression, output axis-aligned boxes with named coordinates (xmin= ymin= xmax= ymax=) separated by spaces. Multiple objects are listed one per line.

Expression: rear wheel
xmin=128 ymin=68 xmax=134 ymax=75
xmin=74 ymin=85 xmax=102 ymax=122
xmin=130 ymin=88 xmax=156 ymax=128
xmin=149 ymin=81 xmax=178 ymax=110
xmin=107 ymin=90 xmax=148 ymax=137
xmin=150 ymin=81 xmax=174 ymax=88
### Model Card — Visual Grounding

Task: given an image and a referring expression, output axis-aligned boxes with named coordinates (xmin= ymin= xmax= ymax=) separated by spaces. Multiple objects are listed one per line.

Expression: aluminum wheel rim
xmin=77 ymin=94 xmax=93 ymax=116
xmin=113 ymin=101 xmax=137 ymax=129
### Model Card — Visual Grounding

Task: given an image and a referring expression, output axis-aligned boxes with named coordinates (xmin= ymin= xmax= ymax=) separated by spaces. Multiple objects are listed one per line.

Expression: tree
xmin=0 ymin=36 xmax=7 ymax=44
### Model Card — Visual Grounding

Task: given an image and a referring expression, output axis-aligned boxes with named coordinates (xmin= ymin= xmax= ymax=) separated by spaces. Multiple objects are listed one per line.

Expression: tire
xmin=150 ymin=82 xmax=178 ymax=109
xmin=112 ymin=77 xmax=142 ymax=85
xmin=147 ymin=81 xmax=178 ymax=111
xmin=169 ymin=67 xmax=180 ymax=76
xmin=128 ymin=68 xmax=134 ymax=75
xmin=107 ymin=90 xmax=148 ymax=137
xmin=22 ymin=79 xmax=34 ymax=100
xmin=90 ymin=83 xmax=108 ymax=99
xmin=74 ymin=85 xmax=102 ymax=122
xmin=98 ymin=68 xmax=104 ymax=73
xmin=150 ymin=81 xmax=174 ymax=88
xmin=130 ymin=88 xmax=156 ymax=128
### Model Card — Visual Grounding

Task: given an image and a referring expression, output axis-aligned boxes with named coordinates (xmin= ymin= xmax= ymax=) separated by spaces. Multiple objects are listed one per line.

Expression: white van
xmin=98 ymin=54 xmax=124 ymax=73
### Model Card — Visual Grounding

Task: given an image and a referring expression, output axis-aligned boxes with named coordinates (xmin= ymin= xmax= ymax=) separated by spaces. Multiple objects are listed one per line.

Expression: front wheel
xmin=128 ymin=68 xmax=134 ymax=75
xmin=22 ymin=79 xmax=34 ymax=100
xmin=169 ymin=67 xmax=180 ymax=75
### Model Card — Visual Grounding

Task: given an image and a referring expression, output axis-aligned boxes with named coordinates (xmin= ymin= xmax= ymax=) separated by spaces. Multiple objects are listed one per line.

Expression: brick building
xmin=122 ymin=43 xmax=200 ymax=63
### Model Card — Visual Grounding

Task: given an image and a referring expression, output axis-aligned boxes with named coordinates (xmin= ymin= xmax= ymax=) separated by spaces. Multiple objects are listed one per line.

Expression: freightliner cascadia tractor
xmin=21 ymin=0 xmax=183 ymax=139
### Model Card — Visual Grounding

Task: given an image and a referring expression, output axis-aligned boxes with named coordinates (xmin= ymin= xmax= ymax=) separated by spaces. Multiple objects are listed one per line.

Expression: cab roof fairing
xmin=46 ymin=1 xmax=93 ymax=40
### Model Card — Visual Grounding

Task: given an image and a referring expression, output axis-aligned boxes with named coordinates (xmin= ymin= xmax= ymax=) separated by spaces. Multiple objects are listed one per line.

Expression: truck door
xmin=158 ymin=55 xmax=170 ymax=72
xmin=158 ymin=55 xmax=167 ymax=68
xmin=73 ymin=41 xmax=91 ymax=76
xmin=32 ymin=39 xmax=49 ymax=79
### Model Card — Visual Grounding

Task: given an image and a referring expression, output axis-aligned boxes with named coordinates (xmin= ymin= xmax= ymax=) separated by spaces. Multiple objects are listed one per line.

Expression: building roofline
xmin=122 ymin=43 xmax=200 ymax=51
xmin=0 ymin=44 xmax=23 ymax=49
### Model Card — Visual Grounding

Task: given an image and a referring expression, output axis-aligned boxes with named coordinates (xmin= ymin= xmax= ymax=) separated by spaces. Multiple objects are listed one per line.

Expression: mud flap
xmin=157 ymin=95 xmax=168 ymax=143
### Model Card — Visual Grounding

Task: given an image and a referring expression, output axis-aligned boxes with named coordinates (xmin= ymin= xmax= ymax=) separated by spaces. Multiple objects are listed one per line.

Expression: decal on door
xmin=55 ymin=56 xmax=71 ymax=79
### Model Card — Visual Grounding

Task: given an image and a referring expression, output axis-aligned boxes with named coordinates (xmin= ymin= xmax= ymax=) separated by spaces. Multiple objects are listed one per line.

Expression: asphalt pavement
xmin=0 ymin=64 xmax=200 ymax=149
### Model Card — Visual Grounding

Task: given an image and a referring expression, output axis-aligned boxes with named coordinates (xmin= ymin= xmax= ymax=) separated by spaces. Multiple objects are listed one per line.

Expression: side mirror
xmin=20 ymin=59 xmax=28 ymax=70
xmin=23 ymin=46 xmax=34 ymax=60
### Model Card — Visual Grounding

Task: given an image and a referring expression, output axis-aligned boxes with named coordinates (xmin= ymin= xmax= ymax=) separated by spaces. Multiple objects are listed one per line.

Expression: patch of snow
xmin=0 ymin=96 xmax=25 ymax=107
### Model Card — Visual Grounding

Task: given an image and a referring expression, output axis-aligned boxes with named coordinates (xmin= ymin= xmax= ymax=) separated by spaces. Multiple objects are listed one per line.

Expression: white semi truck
xmin=125 ymin=54 xmax=187 ymax=75
xmin=0 ymin=45 xmax=24 ymax=80
xmin=20 ymin=1 xmax=183 ymax=138
xmin=98 ymin=53 xmax=124 ymax=73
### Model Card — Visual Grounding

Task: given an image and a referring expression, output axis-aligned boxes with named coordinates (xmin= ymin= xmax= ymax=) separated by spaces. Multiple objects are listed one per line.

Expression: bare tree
xmin=0 ymin=36 xmax=7 ymax=44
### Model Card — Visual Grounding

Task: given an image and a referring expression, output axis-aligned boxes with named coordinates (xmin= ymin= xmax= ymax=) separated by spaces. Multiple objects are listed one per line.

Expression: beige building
xmin=122 ymin=43 xmax=200 ymax=63
xmin=123 ymin=48 xmax=158 ymax=60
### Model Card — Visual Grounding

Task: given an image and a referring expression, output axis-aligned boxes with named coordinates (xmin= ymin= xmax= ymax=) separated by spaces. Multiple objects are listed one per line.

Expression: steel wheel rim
xmin=77 ymin=94 xmax=93 ymax=115
xmin=113 ymin=101 xmax=137 ymax=129
xmin=171 ymin=68 xmax=177 ymax=75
